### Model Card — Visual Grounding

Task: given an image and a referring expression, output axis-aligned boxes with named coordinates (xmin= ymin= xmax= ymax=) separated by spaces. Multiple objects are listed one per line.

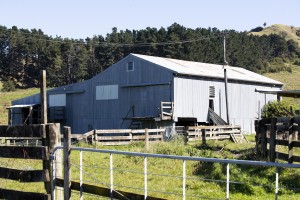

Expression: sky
xmin=1 ymin=0 xmax=299 ymax=39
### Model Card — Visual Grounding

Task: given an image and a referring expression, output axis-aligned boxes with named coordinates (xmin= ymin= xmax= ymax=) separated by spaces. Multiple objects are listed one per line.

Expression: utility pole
xmin=223 ymin=34 xmax=230 ymax=124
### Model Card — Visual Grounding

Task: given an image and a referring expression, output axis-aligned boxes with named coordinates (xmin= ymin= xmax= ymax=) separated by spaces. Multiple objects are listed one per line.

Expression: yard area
xmin=0 ymin=136 xmax=300 ymax=200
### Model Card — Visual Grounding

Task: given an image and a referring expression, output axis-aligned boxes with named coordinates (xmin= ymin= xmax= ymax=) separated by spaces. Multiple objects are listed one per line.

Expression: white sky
xmin=1 ymin=0 xmax=299 ymax=39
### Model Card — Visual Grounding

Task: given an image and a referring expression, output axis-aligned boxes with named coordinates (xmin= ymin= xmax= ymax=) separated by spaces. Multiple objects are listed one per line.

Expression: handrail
xmin=51 ymin=146 xmax=300 ymax=169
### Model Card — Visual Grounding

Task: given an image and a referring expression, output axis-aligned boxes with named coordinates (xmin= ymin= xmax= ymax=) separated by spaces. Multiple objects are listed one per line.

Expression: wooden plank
xmin=55 ymin=178 xmax=166 ymax=200
xmin=97 ymin=136 xmax=132 ymax=141
xmin=0 ymin=167 xmax=49 ymax=182
xmin=188 ymin=135 xmax=231 ymax=141
xmin=97 ymin=141 xmax=132 ymax=146
xmin=188 ymin=125 xmax=240 ymax=130
xmin=0 ymin=125 xmax=43 ymax=137
xmin=0 ymin=137 xmax=41 ymax=140
xmin=0 ymin=146 xmax=49 ymax=160
xmin=276 ymin=139 xmax=288 ymax=146
xmin=0 ymin=188 xmax=50 ymax=200
xmin=288 ymin=118 xmax=294 ymax=163
xmin=276 ymin=152 xmax=288 ymax=161
xmin=269 ymin=118 xmax=277 ymax=162
xmin=293 ymin=155 xmax=300 ymax=163
xmin=82 ymin=130 xmax=94 ymax=137
xmin=96 ymin=129 xmax=132 ymax=134
xmin=292 ymin=141 xmax=300 ymax=148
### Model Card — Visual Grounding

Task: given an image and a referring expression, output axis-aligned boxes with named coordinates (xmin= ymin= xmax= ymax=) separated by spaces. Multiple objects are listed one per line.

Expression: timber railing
xmin=80 ymin=128 xmax=165 ymax=146
xmin=185 ymin=125 xmax=242 ymax=144
xmin=0 ymin=123 xmax=61 ymax=200
xmin=255 ymin=116 xmax=300 ymax=163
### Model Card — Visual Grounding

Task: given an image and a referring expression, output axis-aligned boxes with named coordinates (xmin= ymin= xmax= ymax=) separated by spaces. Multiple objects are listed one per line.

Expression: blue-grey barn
xmin=9 ymin=54 xmax=283 ymax=133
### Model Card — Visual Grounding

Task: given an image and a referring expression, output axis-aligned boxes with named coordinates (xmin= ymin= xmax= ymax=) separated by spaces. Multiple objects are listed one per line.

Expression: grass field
xmin=0 ymin=137 xmax=299 ymax=199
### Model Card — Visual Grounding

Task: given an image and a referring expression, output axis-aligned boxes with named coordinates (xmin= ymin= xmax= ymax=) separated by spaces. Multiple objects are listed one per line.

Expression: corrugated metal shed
xmin=10 ymin=53 xmax=283 ymax=134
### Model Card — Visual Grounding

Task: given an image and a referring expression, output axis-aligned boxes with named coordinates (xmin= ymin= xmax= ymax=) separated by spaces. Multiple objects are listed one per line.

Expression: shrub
xmin=1 ymin=80 xmax=16 ymax=92
xmin=250 ymin=26 xmax=263 ymax=32
xmin=261 ymin=100 xmax=295 ymax=118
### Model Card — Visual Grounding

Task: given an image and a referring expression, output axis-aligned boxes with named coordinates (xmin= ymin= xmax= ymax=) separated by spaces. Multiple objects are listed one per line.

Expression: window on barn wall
xmin=49 ymin=94 xmax=66 ymax=107
xmin=209 ymin=86 xmax=215 ymax=111
xmin=96 ymin=85 xmax=118 ymax=100
xmin=209 ymin=86 xmax=215 ymax=98
xmin=127 ymin=61 xmax=134 ymax=71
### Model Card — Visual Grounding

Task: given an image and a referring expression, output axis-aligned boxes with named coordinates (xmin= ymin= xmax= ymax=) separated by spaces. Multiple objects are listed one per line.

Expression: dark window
xmin=127 ymin=61 xmax=134 ymax=71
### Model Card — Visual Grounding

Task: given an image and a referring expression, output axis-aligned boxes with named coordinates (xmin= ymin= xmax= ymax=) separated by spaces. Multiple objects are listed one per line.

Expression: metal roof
xmin=132 ymin=54 xmax=283 ymax=86
xmin=6 ymin=104 xmax=38 ymax=109
xmin=255 ymin=89 xmax=300 ymax=98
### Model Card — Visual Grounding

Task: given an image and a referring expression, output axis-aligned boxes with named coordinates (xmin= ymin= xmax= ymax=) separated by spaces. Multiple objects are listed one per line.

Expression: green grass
xmin=0 ymin=87 xmax=39 ymax=124
xmin=263 ymin=65 xmax=300 ymax=108
xmin=1 ymin=138 xmax=299 ymax=199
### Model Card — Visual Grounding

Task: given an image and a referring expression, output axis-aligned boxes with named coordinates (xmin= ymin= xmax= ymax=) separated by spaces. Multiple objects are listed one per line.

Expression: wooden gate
xmin=0 ymin=124 xmax=61 ymax=199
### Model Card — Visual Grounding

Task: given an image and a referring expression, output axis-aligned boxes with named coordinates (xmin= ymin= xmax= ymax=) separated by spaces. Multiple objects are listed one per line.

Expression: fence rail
xmin=0 ymin=123 xmax=62 ymax=200
xmin=186 ymin=125 xmax=243 ymax=144
xmin=51 ymin=142 xmax=300 ymax=200
xmin=255 ymin=116 xmax=300 ymax=163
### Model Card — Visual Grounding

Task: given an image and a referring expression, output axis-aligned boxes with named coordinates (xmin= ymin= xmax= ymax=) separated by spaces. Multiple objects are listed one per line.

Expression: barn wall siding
xmin=174 ymin=76 xmax=280 ymax=133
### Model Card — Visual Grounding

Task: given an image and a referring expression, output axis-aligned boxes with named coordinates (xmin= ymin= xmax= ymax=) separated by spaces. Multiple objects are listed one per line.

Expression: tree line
xmin=0 ymin=23 xmax=299 ymax=89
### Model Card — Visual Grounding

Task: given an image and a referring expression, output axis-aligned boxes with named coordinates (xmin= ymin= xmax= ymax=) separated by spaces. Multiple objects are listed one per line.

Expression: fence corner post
xmin=64 ymin=126 xmax=71 ymax=200
xmin=145 ymin=128 xmax=149 ymax=150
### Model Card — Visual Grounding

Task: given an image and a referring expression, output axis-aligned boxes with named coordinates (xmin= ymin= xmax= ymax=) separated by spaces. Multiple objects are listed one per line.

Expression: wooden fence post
xmin=201 ymin=128 xmax=206 ymax=145
xmin=269 ymin=118 xmax=277 ymax=162
xmin=64 ymin=127 xmax=71 ymax=199
xmin=145 ymin=128 xmax=149 ymax=150
xmin=47 ymin=123 xmax=62 ymax=199
xmin=183 ymin=127 xmax=188 ymax=145
xmin=260 ymin=120 xmax=267 ymax=159
xmin=288 ymin=118 xmax=294 ymax=163
xmin=93 ymin=130 xmax=98 ymax=145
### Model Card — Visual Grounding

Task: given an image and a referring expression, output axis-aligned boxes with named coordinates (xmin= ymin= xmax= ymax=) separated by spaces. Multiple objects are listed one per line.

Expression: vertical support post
xmin=183 ymin=127 xmax=188 ymax=145
xmin=64 ymin=127 xmax=71 ymax=200
xmin=183 ymin=160 xmax=186 ymax=200
xmin=288 ymin=118 xmax=294 ymax=163
xmin=223 ymin=35 xmax=230 ymax=125
xmin=275 ymin=167 xmax=279 ymax=200
xmin=52 ymin=152 xmax=56 ymax=200
xmin=226 ymin=163 xmax=230 ymax=200
xmin=144 ymin=157 xmax=147 ymax=200
xmin=110 ymin=153 xmax=113 ymax=199
xmin=201 ymin=128 xmax=206 ymax=145
xmin=269 ymin=118 xmax=277 ymax=162
xmin=40 ymin=70 xmax=47 ymax=124
xmin=80 ymin=150 xmax=83 ymax=200
xmin=145 ymin=128 xmax=149 ymax=150
xmin=260 ymin=120 xmax=267 ymax=159
xmin=93 ymin=130 xmax=97 ymax=145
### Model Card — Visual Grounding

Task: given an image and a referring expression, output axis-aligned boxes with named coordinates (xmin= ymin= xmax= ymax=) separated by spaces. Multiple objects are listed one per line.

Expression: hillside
xmin=0 ymin=85 xmax=39 ymax=124
xmin=250 ymin=24 xmax=300 ymax=47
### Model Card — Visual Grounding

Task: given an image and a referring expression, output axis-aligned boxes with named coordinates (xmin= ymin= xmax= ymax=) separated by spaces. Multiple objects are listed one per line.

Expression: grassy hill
xmin=0 ymin=85 xmax=39 ymax=124
xmin=250 ymin=24 xmax=300 ymax=47
xmin=263 ymin=65 xmax=300 ymax=108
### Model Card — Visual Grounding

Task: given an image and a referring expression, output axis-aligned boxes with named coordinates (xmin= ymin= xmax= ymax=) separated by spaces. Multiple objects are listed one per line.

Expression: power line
xmin=0 ymin=27 xmax=222 ymax=47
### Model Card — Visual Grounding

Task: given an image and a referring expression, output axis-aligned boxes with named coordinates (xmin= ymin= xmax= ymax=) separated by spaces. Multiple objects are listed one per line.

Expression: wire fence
xmin=51 ymin=147 xmax=300 ymax=200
